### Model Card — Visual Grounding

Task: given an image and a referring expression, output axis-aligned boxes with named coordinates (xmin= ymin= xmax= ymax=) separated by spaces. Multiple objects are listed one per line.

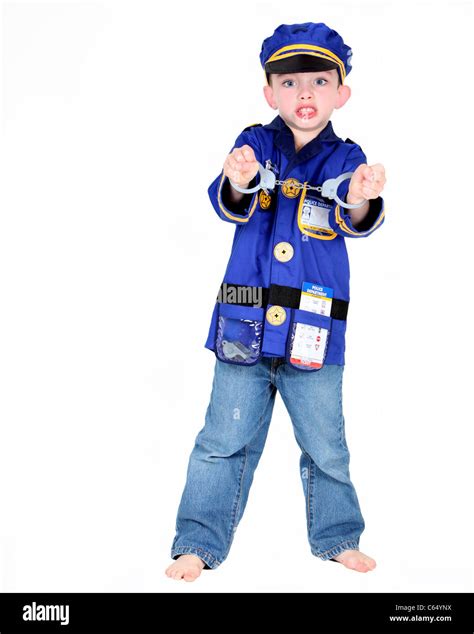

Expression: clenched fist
xmin=224 ymin=144 xmax=259 ymax=187
xmin=347 ymin=163 xmax=386 ymax=204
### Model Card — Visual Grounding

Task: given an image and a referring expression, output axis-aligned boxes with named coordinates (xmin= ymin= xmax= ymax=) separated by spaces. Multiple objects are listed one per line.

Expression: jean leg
xmin=233 ymin=388 xmax=276 ymax=530
xmin=275 ymin=363 xmax=365 ymax=560
xmin=171 ymin=357 xmax=276 ymax=569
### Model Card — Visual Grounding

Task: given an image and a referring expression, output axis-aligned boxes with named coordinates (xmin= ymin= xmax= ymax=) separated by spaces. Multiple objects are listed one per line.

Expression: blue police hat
xmin=260 ymin=22 xmax=352 ymax=85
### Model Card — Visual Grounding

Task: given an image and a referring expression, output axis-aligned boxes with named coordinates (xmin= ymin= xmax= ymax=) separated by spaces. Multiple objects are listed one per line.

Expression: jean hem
xmin=312 ymin=539 xmax=360 ymax=561
xmin=170 ymin=545 xmax=221 ymax=570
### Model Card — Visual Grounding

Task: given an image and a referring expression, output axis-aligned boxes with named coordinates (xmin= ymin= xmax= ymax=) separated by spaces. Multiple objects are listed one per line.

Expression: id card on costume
xmin=301 ymin=196 xmax=331 ymax=230
xmin=289 ymin=323 xmax=328 ymax=368
xmin=289 ymin=281 xmax=333 ymax=368
xmin=299 ymin=282 xmax=333 ymax=316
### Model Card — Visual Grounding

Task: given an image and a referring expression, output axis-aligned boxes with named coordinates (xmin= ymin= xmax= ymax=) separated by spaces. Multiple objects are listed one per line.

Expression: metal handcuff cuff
xmin=229 ymin=162 xmax=366 ymax=209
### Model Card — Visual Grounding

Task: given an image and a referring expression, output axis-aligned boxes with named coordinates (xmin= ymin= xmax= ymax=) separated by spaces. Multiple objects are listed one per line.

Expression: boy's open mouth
xmin=295 ymin=107 xmax=317 ymax=120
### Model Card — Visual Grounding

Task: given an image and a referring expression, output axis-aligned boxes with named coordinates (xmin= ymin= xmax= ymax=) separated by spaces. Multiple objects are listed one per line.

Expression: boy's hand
xmin=224 ymin=145 xmax=259 ymax=187
xmin=347 ymin=163 xmax=386 ymax=205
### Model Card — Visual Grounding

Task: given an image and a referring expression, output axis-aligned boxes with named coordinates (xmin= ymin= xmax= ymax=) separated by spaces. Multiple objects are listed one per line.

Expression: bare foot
xmin=165 ymin=554 xmax=206 ymax=582
xmin=331 ymin=549 xmax=376 ymax=573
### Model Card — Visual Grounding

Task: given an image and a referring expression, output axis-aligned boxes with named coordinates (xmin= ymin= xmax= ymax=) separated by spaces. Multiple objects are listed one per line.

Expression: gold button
xmin=273 ymin=241 xmax=294 ymax=263
xmin=266 ymin=305 xmax=287 ymax=326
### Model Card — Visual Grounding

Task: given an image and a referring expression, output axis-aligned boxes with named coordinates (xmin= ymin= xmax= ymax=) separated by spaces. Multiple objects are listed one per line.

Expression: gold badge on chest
xmin=281 ymin=179 xmax=301 ymax=199
xmin=259 ymin=190 xmax=272 ymax=209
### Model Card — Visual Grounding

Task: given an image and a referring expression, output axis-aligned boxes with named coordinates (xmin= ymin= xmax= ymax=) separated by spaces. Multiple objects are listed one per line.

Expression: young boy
xmin=166 ymin=21 xmax=386 ymax=582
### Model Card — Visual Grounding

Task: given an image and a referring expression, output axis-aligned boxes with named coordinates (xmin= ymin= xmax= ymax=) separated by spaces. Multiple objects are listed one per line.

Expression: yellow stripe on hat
xmin=265 ymin=44 xmax=346 ymax=83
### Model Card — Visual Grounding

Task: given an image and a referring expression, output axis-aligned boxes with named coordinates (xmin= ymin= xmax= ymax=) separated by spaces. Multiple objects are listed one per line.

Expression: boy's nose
xmin=297 ymin=85 xmax=314 ymax=99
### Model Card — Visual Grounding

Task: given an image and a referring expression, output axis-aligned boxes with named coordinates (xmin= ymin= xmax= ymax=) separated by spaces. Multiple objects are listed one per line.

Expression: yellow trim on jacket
xmin=217 ymin=172 xmax=259 ymax=223
xmin=335 ymin=202 xmax=385 ymax=236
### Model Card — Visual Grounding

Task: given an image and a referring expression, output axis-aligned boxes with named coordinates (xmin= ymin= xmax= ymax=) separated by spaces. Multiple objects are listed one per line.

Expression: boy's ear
xmin=263 ymin=84 xmax=278 ymax=110
xmin=334 ymin=84 xmax=351 ymax=110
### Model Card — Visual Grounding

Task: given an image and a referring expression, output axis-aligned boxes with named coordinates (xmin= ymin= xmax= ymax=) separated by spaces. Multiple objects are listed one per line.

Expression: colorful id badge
xmin=299 ymin=282 xmax=333 ymax=316
xmin=288 ymin=283 xmax=333 ymax=369
xmin=289 ymin=323 xmax=329 ymax=369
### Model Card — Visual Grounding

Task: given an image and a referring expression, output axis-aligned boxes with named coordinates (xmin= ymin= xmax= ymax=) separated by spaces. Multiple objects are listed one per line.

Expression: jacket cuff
xmin=220 ymin=174 xmax=258 ymax=216
xmin=332 ymin=195 xmax=385 ymax=237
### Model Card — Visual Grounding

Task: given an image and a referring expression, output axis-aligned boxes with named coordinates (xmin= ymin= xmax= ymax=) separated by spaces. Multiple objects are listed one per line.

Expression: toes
xmin=360 ymin=555 xmax=376 ymax=570
xmin=182 ymin=565 xmax=201 ymax=581
xmin=330 ymin=550 xmax=376 ymax=573
xmin=352 ymin=556 xmax=376 ymax=573
xmin=355 ymin=562 xmax=370 ymax=573
xmin=167 ymin=565 xmax=202 ymax=581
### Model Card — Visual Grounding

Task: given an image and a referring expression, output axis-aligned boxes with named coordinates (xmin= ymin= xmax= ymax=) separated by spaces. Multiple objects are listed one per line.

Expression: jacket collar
xmin=263 ymin=114 xmax=341 ymax=167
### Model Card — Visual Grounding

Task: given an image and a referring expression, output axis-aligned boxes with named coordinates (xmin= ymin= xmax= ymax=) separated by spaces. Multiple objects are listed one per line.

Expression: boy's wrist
xmin=346 ymin=191 xmax=365 ymax=205
xmin=228 ymin=181 xmax=250 ymax=204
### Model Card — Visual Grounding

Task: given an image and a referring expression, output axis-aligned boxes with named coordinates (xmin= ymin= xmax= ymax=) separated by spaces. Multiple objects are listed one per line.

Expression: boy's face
xmin=263 ymin=69 xmax=350 ymax=138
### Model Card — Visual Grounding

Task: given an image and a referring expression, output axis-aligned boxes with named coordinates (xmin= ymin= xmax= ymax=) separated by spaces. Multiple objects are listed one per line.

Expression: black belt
xmin=216 ymin=282 xmax=349 ymax=321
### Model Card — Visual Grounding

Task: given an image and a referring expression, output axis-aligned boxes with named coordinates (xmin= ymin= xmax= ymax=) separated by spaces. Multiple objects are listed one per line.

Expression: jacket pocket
xmin=285 ymin=308 xmax=332 ymax=371
xmin=297 ymin=187 xmax=338 ymax=240
xmin=215 ymin=303 xmax=264 ymax=366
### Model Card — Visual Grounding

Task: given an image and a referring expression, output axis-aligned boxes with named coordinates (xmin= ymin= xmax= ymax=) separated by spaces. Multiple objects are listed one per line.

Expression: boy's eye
xmin=281 ymin=78 xmax=328 ymax=87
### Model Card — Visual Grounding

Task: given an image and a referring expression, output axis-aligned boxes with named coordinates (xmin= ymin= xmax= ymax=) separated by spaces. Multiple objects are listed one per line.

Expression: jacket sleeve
xmin=208 ymin=127 xmax=262 ymax=224
xmin=327 ymin=145 xmax=385 ymax=238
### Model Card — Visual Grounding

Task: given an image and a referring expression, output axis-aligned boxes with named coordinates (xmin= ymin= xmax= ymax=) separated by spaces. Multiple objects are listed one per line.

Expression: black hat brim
xmin=265 ymin=54 xmax=339 ymax=75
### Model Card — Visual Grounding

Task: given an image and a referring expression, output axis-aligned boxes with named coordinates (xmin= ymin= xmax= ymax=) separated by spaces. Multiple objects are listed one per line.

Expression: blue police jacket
xmin=204 ymin=115 xmax=385 ymax=370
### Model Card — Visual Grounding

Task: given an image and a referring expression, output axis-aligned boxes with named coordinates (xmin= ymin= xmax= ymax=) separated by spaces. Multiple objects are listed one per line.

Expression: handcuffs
xmin=229 ymin=162 xmax=366 ymax=210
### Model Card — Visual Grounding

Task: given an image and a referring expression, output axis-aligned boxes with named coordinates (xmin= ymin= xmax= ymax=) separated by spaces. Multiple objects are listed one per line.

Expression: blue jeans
xmin=170 ymin=357 xmax=365 ymax=569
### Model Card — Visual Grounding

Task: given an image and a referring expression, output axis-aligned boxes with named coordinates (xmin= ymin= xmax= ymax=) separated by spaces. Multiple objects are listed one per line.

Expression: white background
xmin=1 ymin=0 xmax=473 ymax=593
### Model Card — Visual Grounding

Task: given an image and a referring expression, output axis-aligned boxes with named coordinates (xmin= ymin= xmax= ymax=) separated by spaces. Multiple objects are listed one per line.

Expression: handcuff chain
xmin=274 ymin=179 xmax=322 ymax=192
xmin=229 ymin=163 xmax=365 ymax=209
